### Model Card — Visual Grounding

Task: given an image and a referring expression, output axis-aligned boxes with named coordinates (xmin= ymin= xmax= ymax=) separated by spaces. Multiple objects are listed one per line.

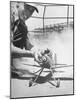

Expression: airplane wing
xmin=48 ymin=77 xmax=73 ymax=81
xmin=22 ymin=63 xmax=73 ymax=68
xmin=51 ymin=64 xmax=73 ymax=69
xmin=55 ymin=64 xmax=67 ymax=65
xmin=43 ymin=65 xmax=73 ymax=73
xmin=42 ymin=65 xmax=73 ymax=75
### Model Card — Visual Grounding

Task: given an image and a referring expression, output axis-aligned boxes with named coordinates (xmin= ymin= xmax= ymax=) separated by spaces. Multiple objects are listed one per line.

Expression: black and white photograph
xmin=10 ymin=1 xmax=74 ymax=99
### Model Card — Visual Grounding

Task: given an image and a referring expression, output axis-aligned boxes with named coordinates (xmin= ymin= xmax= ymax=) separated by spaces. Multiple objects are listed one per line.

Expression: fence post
xmin=43 ymin=5 xmax=46 ymax=33
xmin=67 ymin=5 xmax=69 ymax=27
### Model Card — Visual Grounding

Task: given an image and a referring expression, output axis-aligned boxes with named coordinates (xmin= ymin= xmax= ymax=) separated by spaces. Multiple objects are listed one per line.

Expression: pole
xmin=67 ymin=5 xmax=69 ymax=27
xmin=43 ymin=6 xmax=46 ymax=33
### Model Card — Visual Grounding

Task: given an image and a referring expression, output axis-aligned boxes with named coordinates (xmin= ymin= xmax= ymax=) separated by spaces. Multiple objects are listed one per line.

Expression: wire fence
xmin=11 ymin=2 xmax=74 ymax=33
xmin=26 ymin=3 xmax=73 ymax=33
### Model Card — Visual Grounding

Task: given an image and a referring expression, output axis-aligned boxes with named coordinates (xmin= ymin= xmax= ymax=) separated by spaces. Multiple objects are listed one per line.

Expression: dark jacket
xmin=12 ymin=19 xmax=33 ymax=50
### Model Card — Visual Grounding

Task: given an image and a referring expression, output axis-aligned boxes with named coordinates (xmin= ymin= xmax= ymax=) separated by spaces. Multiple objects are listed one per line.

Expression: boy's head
xmin=17 ymin=3 xmax=39 ymax=21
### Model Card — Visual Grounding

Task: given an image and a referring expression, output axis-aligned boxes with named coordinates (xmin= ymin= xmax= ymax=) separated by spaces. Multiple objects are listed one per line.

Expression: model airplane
xmin=28 ymin=49 xmax=73 ymax=87
xmin=11 ymin=49 xmax=73 ymax=88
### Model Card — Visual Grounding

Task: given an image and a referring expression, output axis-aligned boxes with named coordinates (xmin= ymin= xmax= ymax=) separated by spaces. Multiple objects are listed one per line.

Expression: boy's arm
xmin=11 ymin=43 xmax=34 ymax=58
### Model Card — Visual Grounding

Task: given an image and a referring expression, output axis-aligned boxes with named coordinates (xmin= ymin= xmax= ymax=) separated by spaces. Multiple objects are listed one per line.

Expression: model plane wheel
xmin=56 ymin=79 xmax=60 ymax=88
xmin=29 ymin=78 xmax=33 ymax=87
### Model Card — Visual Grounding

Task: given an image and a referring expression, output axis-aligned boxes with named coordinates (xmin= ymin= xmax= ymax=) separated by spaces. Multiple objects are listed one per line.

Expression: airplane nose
xmin=42 ymin=56 xmax=47 ymax=62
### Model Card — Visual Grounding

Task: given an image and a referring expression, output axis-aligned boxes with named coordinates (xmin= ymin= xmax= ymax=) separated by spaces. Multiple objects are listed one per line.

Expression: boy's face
xmin=18 ymin=10 xmax=27 ymax=21
xmin=20 ymin=14 xmax=27 ymax=21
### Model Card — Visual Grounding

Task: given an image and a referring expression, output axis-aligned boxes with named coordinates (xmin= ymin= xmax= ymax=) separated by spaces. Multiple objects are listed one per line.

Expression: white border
xmin=0 ymin=0 xmax=75 ymax=100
